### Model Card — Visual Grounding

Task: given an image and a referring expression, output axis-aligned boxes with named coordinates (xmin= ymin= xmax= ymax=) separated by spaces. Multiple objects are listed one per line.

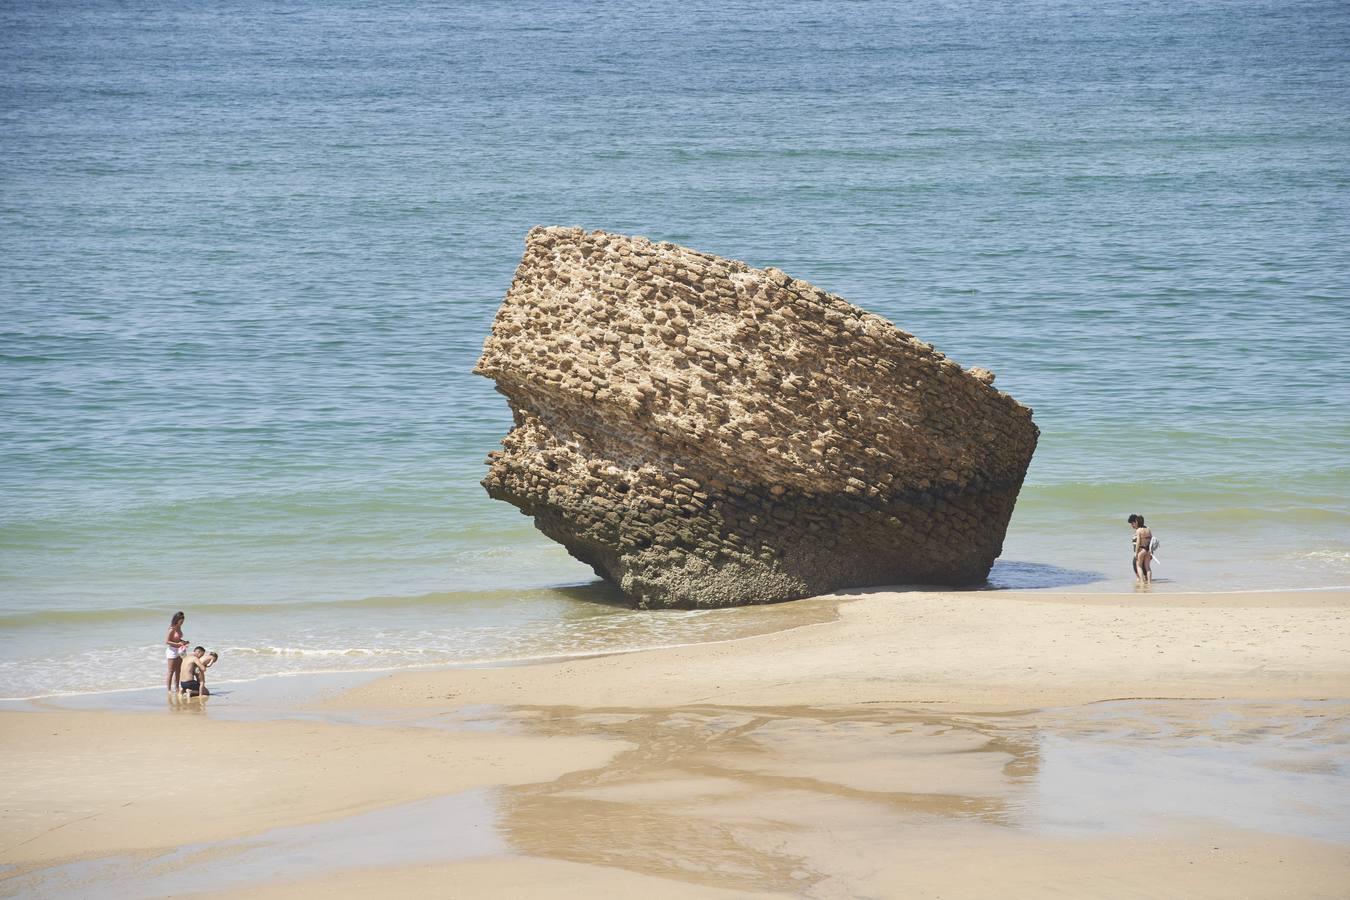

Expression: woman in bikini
xmin=1128 ymin=514 xmax=1154 ymax=585
xmin=165 ymin=611 xmax=189 ymax=691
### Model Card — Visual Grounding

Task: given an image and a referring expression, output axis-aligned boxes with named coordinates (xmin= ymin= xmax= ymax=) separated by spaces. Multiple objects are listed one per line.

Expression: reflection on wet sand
xmin=499 ymin=705 xmax=1038 ymax=893
xmin=166 ymin=691 xmax=210 ymax=714
xmin=5 ymin=700 xmax=1345 ymax=898
xmin=497 ymin=701 xmax=1349 ymax=896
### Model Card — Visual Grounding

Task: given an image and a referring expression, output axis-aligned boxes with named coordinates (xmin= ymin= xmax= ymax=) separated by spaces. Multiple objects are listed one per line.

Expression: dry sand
xmin=331 ymin=588 xmax=1350 ymax=711
xmin=2 ymin=588 xmax=1348 ymax=898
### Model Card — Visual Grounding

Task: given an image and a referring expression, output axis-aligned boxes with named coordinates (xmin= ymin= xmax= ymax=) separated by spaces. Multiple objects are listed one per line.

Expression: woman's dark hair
xmin=1128 ymin=514 xmax=1145 ymax=526
xmin=171 ymin=611 xmax=185 ymax=626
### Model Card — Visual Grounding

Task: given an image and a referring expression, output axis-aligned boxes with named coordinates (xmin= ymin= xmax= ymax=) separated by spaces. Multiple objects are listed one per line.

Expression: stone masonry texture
xmin=475 ymin=227 xmax=1040 ymax=609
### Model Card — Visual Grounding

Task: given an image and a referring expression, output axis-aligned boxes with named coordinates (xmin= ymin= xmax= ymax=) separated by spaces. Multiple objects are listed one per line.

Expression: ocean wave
xmin=1285 ymin=549 xmax=1350 ymax=567
xmin=223 ymin=645 xmax=443 ymax=658
xmin=0 ymin=605 xmax=170 ymax=628
xmin=0 ymin=581 xmax=618 ymax=630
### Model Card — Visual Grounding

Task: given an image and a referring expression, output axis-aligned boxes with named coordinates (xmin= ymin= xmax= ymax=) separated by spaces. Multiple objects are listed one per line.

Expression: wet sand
xmin=2 ymin=589 xmax=1348 ymax=898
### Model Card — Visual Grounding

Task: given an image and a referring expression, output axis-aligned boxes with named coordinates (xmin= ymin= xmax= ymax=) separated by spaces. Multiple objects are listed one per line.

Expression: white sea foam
xmin=1287 ymin=549 xmax=1350 ymax=564
xmin=0 ymin=615 xmax=841 ymax=704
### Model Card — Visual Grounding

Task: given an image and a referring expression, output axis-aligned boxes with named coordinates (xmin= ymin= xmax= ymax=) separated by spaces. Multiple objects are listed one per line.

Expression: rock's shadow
xmin=833 ymin=560 xmax=1108 ymax=595
xmin=985 ymin=559 xmax=1109 ymax=590
xmin=550 ymin=580 xmax=632 ymax=609
xmin=552 ymin=561 xmax=1107 ymax=612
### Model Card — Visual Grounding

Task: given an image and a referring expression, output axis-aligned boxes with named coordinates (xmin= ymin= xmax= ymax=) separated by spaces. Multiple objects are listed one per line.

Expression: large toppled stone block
xmin=474 ymin=227 xmax=1039 ymax=609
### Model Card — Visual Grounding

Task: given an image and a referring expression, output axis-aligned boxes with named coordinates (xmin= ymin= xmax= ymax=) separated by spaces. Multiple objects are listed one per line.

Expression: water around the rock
xmin=1 ymin=0 xmax=1347 ymax=695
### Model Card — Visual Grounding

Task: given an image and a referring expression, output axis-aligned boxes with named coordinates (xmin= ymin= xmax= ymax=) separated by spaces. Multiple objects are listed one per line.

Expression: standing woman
xmin=165 ymin=611 xmax=189 ymax=691
xmin=1129 ymin=515 xmax=1154 ymax=585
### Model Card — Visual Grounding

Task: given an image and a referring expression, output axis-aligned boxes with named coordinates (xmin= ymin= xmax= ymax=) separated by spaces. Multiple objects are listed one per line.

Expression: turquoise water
xmin=2 ymin=0 xmax=1347 ymax=697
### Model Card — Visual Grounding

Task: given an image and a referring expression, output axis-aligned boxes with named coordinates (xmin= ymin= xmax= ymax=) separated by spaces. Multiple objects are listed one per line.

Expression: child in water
xmin=180 ymin=647 xmax=219 ymax=697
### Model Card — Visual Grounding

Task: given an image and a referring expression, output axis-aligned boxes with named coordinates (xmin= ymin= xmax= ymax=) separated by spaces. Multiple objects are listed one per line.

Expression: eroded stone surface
xmin=475 ymin=227 xmax=1038 ymax=608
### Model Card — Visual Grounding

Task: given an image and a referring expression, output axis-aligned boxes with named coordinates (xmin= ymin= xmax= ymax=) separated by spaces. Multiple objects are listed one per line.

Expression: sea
xmin=2 ymin=0 xmax=1347 ymax=700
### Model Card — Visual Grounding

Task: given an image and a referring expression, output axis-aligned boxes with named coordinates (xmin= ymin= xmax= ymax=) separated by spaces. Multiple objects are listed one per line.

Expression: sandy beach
xmin=2 ymin=587 xmax=1348 ymax=898
xmin=7 ymin=0 xmax=1348 ymax=896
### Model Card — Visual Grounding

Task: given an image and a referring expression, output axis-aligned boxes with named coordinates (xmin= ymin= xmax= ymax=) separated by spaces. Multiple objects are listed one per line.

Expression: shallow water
xmin=0 ymin=590 xmax=842 ymax=700
xmin=2 ymin=0 xmax=1348 ymax=695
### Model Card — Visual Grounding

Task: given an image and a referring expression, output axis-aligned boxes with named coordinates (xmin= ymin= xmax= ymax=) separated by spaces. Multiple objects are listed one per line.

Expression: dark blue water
xmin=2 ymin=0 xmax=1348 ymax=696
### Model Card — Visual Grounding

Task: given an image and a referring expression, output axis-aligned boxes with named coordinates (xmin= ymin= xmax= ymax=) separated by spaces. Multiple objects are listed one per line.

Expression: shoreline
xmin=3 ymin=587 xmax=1348 ymax=898
xmin=0 ymin=596 xmax=849 ymax=708
xmin=326 ymin=587 xmax=1350 ymax=712
xmin=4 ymin=582 xmax=1349 ymax=706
